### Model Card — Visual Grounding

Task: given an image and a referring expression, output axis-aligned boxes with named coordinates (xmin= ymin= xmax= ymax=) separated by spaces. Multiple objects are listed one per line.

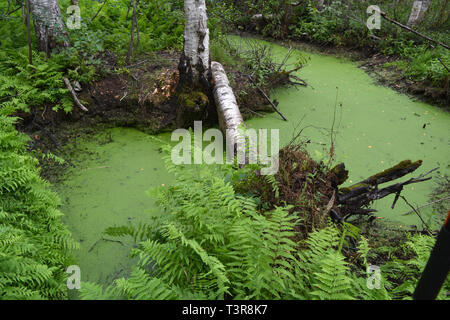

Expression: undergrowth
xmin=78 ymin=144 xmax=449 ymax=300
xmin=0 ymin=108 xmax=78 ymax=299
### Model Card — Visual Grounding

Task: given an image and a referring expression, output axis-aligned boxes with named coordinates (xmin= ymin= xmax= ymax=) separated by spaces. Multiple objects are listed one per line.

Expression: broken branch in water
xmin=338 ymin=160 xmax=425 ymax=203
xmin=88 ymin=237 xmax=124 ymax=253
xmin=63 ymin=77 xmax=88 ymax=112
xmin=338 ymin=161 xmax=438 ymax=219
xmin=246 ymin=74 xmax=288 ymax=121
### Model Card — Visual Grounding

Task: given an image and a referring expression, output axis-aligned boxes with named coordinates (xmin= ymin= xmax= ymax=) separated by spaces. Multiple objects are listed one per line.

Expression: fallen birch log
xmin=211 ymin=61 xmax=245 ymax=150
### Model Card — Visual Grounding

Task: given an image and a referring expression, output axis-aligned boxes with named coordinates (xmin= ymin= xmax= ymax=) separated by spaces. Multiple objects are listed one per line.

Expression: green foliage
xmin=381 ymin=233 xmax=450 ymax=300
xmin=0 ymin=48 xmax=74 ymax=114
xmin=80 ymin=145 xmax=447 ymax=300
xmin=0 ymin=109 xmax=78 ymax=300
xmin=73 ymin=0 xmax=184 ymax=56
xmin=218 ymin=0 xmax=450 ymax=91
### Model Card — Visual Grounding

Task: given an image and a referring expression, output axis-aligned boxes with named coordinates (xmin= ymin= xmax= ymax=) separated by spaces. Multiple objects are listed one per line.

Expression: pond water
xmin=56 ymin=37 xmax=450 ymax=287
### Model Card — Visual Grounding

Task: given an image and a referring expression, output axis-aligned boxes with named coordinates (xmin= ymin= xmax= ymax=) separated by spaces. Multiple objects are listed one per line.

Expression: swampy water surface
xmin=56 ymin=37 xmax=450 ymax=287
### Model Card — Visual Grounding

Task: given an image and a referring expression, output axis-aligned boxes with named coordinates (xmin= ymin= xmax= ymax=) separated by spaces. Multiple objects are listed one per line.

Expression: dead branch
xmin=377 ymin=9 xmax=450 ymax=51
xmin=338 ymin=165 xmax=438 ymax=206
xmin=247 ymin=74 xmax=288 ymax=121
xmin=400 ymin=195 xmax=432 ymax=234
xmin=63 ymin=77 xmax=88 ymax=112
xmin=402 ymin=196 xmax=450 ymax=216
xmin=276 ymin=46 xmax=293 ymax=73
xmin=89 ymin=0 xmax=108 ymax=24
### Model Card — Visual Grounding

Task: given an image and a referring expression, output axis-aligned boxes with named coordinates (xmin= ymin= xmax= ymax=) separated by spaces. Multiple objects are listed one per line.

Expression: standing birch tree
xmin=175 ymin=0 xmax=245 ymax=152
xmin=406 ymin=0 xmax=433 ymax=28
xmin=176 ymin=0 xmax=213 ymax=127
xmin=29 ymin=0 xmax=69 ymax=56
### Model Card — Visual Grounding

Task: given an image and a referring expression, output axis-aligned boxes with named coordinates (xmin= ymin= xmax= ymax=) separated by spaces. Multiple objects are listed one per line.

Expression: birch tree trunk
xmin=29 ymin=0 xmax=69 ymax=56
xmin=316 ymin=0 xmax=325 ymax=10
xmin=407 ymin=0 xmax=433 ymax=27
xmin=178 ymin=0 xmax=210 ymax=87
xmin=176 ymin=0 xmax=245 ymax=133
xmin=176 ymin=0 xmax=212 ymax=127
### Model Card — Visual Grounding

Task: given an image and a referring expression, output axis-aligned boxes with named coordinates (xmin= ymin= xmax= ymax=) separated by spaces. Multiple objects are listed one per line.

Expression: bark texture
xmin=176 ymin=0 xmax=212 ymax=128
xmin=29 ymin=0 xmax=69 ymax=55
xmin=178 ymin=0 xmax=210 ymax=87
xmin=407 ymin=0 xmax=432 ymax=27
xmin=211 ymin=61 xmax=245 ymax=145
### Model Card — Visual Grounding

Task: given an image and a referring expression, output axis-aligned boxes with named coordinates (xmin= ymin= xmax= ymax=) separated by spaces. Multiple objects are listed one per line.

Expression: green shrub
xmin=0 ymin=109 xmax=78 ymax=299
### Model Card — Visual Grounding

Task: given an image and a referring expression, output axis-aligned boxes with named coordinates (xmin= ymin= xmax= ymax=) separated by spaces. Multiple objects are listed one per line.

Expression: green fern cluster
xmin=0 ymin=109 xmax=78 ymax=299
xmin=81 ymin=146 xmax=401 ymax=300
xmin=381 ymin=233 xmax=450 ymax=300
xmin=0 ymin=48 xmax=74 ymax=115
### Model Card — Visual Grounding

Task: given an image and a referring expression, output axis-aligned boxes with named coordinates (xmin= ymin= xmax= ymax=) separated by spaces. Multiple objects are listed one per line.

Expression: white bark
xmin=407 ymin=0 xmax=432 ymax=27
xmin=180 ymin=0 xmax=210 ymax=85
xmin=29 ymin=0 xmax=69 ymax=54
xmin=316 ymin=0 xmax=325 ymax=10
xmin=211 ymin=61 xmax=245 ymax=144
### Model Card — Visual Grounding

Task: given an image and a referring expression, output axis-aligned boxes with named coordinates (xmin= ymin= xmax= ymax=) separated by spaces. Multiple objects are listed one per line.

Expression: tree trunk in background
xmin=29 ymin=0 xmax=69 ymax=56
xmin=407 ymin=0 xmax=433 ymax=27
xmin=176 ymin=0 xmax=212 ymax=127
xmin=316 ymin=0 xmax=325 ymax=10
xmin=281 ymin=0 xmax=293 ymax=38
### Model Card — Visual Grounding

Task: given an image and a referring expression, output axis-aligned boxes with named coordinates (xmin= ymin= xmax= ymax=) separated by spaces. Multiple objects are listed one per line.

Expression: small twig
xmin=437 ymin=56 xmax=450 ymax=73
xmin=7 ymin=6 xmax=21 ymax=16
xmin=247 ymin=109 xmax=264 ymax=117
xmin=247 ymin=74 xmax=287 ymax=121
xmin=88 ymin=237 xmax=124 ymax=253
xmin=63 ymin=77 xmax=88 ymax=112
xmin=276 ymin=46 xmax=292 ymax=73
xmin=119 ymin=91 xmax=128 ymax=101
xmin=89 ymin=0 xmax=108 ymax=24
xmin=402 ymin=196 xmax=450 ymax=216
xmin=400 ymin=195 xmax=432 ymax=235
